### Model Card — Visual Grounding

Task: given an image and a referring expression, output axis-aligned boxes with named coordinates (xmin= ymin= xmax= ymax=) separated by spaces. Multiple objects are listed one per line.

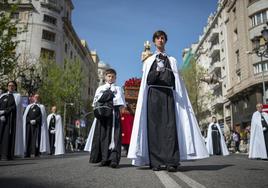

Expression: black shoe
xmin=99 ymin=161 xmax=110 ymax=167
xmin=152 ymin=167 xmax=160 ymax=171
xmin=1 ymin=156 xmax=9 ymax=161
xmin=110 ymin=162 xmax=118 ymax=168
xmin=167 ymin=166 xmax=177 ymax=172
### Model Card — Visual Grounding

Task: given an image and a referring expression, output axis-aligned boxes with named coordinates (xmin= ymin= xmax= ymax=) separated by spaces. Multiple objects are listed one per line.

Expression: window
xmin=233 ymin=28 xmax=238 ymax=41
xmin=42 ymin=30 xmax=56 ymax=42
xmin=251 ymin=10 xmax=268 ymax=27
xmin=40 ymin=48 xmax=55 ymax=59
xmin=235 ymin=50 xmax=240 ymax=64
xmin=65 ymin=43 xmax=68 ymax=53
xmin=43 ymin=14 xmax=57 ymax=25
xmin=70 ymin=51 xmax=73 ymax=59
xmin=11 ymin=12 xmax=19 ymax=19
xmin=237 ymin=71 xmax=241 ymax=83
xmin=254 ymin=62 xmax=268 ymax=74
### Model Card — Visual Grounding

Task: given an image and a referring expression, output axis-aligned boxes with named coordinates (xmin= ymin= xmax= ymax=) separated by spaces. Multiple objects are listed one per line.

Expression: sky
xmin=72 ymin=0 xmax=218 ymax=86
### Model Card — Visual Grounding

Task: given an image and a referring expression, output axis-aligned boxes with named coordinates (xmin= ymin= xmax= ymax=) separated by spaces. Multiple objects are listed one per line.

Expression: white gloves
xmin=50 ymin=130 xmax=56 ymax=134
xmin=0 ymin=110 xmax=5 ymax=115
xmin=156 ymin=61 xmax=165 ymax=72
xmin=110 ymin=86 xmax=117 ymax=94
xmin=30 ymin=120 xmax=36 ymax=125
xmin=263 ymin=127 xmax=267 ymax=131
xmin=0 ymin=116 xmax=6 ymax=122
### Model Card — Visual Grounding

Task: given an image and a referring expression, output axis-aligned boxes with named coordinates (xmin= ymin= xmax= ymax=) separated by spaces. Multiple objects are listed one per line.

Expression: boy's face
xmin=154 ymin=35 xmax=166 ymax=50
xmin=105 ymin=73 xmax=116 ymax=84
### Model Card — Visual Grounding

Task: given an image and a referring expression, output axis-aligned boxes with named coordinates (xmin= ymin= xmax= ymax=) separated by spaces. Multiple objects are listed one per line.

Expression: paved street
xmin=0 ymin=152 xmax=268 ymax=188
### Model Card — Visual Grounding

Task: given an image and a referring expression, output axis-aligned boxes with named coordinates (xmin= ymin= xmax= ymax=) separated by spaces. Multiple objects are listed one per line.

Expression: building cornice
xmin=62 ymin=17 xmax=90 ymax=60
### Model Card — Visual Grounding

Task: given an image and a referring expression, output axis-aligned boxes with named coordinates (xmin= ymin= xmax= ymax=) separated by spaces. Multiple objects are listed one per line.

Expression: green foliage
xmin=0 ymin=2 xmax=19 ymax=83
xmin=181 ymin=58 xmax=212 ymax=123
xmin=39 ymin=58 xmax=85 ymax=115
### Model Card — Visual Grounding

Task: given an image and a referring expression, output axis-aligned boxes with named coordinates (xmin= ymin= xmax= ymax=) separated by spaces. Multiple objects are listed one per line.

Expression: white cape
xmin=84 ymin=83 xmax=126 ymax=152
xmin=206 ymin=123 xmax=229 ymax=156
xmin=47 ymin=113 xmax=65 ymax=155
xmin=23 ymin=103 xmax=50 ymax=154
xmin=127 ymin=54 xmax=209 ymax=166
xmin=0 ymin=92 xmax=24 ymax=157
xmin=249 ymin=111 xmax=268 ymax=159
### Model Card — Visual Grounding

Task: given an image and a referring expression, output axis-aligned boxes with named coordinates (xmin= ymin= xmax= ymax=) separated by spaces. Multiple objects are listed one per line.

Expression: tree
xmin=181 ymin=58 xmax=212 ymax=126
xmin=0 ymin=1 xmax=27 ymax=89
xmin=0 ymin=2 xmax=19 ymax=84
xmin=38 ymin=58 xmax=85 ymax=114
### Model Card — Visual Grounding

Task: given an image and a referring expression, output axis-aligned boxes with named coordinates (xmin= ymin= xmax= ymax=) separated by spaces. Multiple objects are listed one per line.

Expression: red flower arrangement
xmin=124 ymin=78 xmax=141 ymax=87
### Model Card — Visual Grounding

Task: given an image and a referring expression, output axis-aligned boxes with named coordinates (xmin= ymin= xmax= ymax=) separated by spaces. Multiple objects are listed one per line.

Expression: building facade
xmin=225 ymin=0 xmax=268 ymax=131
xmin=183 ymin=0 xmax=268 ymax=133
xmin=6 ymin=0 xmax=98 ymax=101
xmin=97 ymin=61 xmax=111 ymax=86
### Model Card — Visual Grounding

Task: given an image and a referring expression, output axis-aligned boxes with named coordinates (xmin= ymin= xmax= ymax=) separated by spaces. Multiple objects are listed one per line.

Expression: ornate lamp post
xmin=252 ymin=22 xmax=268 ymax=104
xmin=20 ymin=67 xmax=42 ymax=96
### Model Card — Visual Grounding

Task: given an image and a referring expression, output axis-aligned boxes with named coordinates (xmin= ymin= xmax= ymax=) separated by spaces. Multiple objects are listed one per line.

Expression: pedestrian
xmin=127 ymin=30 xmax=209 ymax=172
xmin=120 ymin=104 xmax=134 ymax=156
xmin=47 ymin=106 xmax=65 ymax=155
xmin=0 ymin=81 xmax=24 ymax=160
xmin=206 ymin=116 xmax=229 ymax=156
xmin=84 ymin=68 xmax=126 ymax=168
xmin=23 ymin=94 xmax=50 ymax=157
xmin=249 ymin=103 xmax=268 ymax=159
xmin=232 ymin=130 xmax=240 ymax=153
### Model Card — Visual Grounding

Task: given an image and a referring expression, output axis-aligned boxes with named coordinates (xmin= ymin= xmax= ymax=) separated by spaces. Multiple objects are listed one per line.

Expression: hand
xmin=0 ymin=110 xmax=5 ymax=115
xmin=263 ymin=127 xmax=267 ymax=131
xmin=156 ymin=61 xmax=165 ymax=72
xmin=0 ymin=116 xmax=6 ymax=122
xmin=50 ymin=130 xmax=56 ymax=134
xmin=110 ymin=86 xmax=117 ymax=94
xmin=30 ymin=120 xmax=36 ymax=125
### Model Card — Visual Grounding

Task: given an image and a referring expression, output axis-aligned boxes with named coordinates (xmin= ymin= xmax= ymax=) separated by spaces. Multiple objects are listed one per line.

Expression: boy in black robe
xmin=89 ymin=69 xmax=126 ymax=168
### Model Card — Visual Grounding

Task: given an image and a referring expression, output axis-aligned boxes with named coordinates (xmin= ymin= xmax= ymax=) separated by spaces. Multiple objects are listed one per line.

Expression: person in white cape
xmin=23 ymin=94 xmax=50 ymax=157
xmin=0 ymin=81 xmax=24 ymax=160
xmin=84 ymin=68 xmax=126 ymax=168
xmin=127 ymin=30 xmax=209 ymax=172
xmin=206 ymin=116 xmax=229 ymax=156
xmin=47 ymin=106 xmax=65 ymax=155
xmin=249 ymin=103 xmax=268 ymax=159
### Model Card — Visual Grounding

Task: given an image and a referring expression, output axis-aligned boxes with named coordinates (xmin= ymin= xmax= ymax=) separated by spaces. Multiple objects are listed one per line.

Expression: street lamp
xmin=252 ymin=22 xmax=268 ymax=104
xmin=63 ymin=102 xmax=74 ymax=138
xmin=20 ymin=67 xmax=42 ymax=96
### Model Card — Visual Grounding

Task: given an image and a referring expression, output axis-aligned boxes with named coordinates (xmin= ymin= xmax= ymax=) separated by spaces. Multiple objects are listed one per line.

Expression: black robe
xmin=25 ymin=105 xmax=42 ymax=157
xmin=0 ymin=94 xmax=17 ymax=160
xmin=146 ymin=56 xmax=180 ymax=168
xmin=90 ymin=90 xmax=122 ymax=165
xmin=261 ymin=115 xmax=268 ymax=155
xmin=48 ymin=115 xmax=56 ymax=154
xmin=211 ymin=124 xmax=221 ymax=155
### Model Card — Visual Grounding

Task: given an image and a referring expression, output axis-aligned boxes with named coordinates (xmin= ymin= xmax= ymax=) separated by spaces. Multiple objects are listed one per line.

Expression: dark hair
xmin=7 ymin=81 xmax=17 ymax=89
xmin=152 ymin=30 xmax=168 ymax=43
xmin=105 ymin=68 xmax=117 ymax=76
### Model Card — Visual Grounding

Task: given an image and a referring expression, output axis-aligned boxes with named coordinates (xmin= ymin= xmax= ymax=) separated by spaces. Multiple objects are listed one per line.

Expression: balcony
xmin=212 ymin=95 xmax=224 ymax=107
xmin=208 ymin=61 xmax=221 ymax=74
xmin=209 ymin=44 xmax=220 ymax=58
xmin=208 ymin=28 xmax=220 ymax=42
xmin=41 ymin=0 xmax=61 ymax=13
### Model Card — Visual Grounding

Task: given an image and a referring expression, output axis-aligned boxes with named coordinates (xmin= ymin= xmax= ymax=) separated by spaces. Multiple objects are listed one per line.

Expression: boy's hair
xmin=105 ymin=68 xmax=117 ymax=76
xmin=152 ymin=30 xmax=168 ymax=42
